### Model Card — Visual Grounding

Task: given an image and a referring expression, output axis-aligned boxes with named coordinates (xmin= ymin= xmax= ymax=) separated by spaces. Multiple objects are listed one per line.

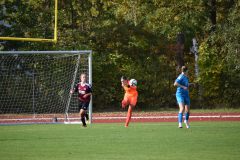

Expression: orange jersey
xmin=123 ymin=85 xmax=138 ymax=97
xmin=122 ymin=81 xmax=138 ymax=107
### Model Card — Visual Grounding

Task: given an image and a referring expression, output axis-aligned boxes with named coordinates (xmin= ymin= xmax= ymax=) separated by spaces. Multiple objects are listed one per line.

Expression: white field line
xmin=1 ymin=115 xmax=240 ymax=121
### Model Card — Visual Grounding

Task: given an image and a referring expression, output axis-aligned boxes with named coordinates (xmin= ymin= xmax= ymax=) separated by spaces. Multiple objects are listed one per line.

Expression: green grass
xmin=0 ymin=122 xmax=240 ymax=160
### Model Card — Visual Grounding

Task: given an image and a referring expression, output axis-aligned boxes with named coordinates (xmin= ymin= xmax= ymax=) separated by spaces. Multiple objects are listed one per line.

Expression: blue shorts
xmin=176 ymin=94 xmax=190 ymax=106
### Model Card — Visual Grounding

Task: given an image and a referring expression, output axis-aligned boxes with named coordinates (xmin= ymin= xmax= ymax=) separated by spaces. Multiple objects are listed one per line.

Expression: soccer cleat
xmin=82 ymin=124 xmax=87 ymax=128
xmin=178 ymin=123 xmax=182 ymax=128
xmin=184 ymin=120 xmax=190 ymax=129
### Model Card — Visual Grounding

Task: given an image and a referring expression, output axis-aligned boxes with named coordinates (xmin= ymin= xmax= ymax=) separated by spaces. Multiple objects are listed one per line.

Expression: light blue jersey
xmin=175 ymin=73 xmax=189 ymax=95
xmin=175 ymin=73 xmax=190 ymax=105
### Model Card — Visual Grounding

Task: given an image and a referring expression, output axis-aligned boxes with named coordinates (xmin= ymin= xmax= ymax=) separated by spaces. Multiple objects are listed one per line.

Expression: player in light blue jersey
xmin=174 ymin=66 xmax=190 ymax=128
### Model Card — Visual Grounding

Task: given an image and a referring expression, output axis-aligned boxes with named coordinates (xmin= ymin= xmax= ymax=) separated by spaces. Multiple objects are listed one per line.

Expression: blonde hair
xmin=80 ymin=73 xmax=86 ymax=77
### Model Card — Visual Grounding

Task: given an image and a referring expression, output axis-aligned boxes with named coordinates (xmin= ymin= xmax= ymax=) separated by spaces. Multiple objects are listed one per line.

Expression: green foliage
xmin=198 ymin=3 xmax=240 ymax=107
xmin=1 ymin=0 xmax=240 ymax=110
xmin=198 ymin=40 xmax=224 ymax=105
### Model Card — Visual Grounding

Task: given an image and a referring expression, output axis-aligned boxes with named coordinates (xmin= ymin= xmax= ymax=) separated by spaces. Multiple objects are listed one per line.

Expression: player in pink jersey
xmin=70 ymin=73 xmax=92 ymax=127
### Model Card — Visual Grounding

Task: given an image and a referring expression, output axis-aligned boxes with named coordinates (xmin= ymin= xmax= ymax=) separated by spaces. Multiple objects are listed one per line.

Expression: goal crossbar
xmin=0 ymin=50 xmax=92 ymax=54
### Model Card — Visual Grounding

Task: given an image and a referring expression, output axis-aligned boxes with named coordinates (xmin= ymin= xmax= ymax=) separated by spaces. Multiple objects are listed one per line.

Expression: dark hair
xmin=181 ymin=66 xmax=188 ymax=73
xmin=121 ymin=76 xmax=127 ymax=81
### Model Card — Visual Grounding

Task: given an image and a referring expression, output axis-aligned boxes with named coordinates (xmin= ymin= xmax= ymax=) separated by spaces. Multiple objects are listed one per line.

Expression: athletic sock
xmin=85 ymin=113 xmax=89 ymax=121
xmin=185 ymin=112 xmax=189 ymax=121
xmin=178 ymin=113 xmax=183 ymax=123
xmin=125 ymin=107 xmax=132 ymax=127
xmin=81 ymin=117 xmax=86 ymax=126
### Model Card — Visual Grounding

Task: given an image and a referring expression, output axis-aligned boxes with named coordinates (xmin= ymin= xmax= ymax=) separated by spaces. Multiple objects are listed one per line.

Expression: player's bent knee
xmin=122 ymin=100 xmax=128 ymax=108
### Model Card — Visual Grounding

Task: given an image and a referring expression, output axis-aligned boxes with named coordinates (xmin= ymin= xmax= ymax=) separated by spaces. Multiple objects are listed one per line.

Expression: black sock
xmin=85 ymin=113 xmax=89 ymax=121
xmin=81 ymin=117 xmax=86 ymax=126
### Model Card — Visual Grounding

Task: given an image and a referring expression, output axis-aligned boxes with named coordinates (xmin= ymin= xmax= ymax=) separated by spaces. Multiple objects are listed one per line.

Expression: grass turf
xmin=0 ymin=122 xmax=240 ymax=160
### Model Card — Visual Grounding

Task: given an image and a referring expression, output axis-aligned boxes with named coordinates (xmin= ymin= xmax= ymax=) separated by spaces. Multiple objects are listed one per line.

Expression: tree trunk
xmin=210 ymin=0 xmax=216 ymax=32
xmin=176 ymin=33 xmax=185 ymax=71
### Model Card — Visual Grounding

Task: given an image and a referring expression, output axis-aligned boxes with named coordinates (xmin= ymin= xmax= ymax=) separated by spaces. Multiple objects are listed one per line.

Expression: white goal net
xmin=0 ymin=51 xmax=92 ymax=124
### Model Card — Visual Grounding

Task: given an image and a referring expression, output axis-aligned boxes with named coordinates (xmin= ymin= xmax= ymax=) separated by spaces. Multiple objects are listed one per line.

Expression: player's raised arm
xmin=70 ymin=84 xmax=78 ymax=94
xmin=121 ymin=76 xmax=129 ymax=87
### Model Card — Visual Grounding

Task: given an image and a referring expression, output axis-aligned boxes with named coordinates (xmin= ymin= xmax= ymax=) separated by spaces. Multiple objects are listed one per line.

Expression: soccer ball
xmin=129 ymin=79 xmax=137 ymax=86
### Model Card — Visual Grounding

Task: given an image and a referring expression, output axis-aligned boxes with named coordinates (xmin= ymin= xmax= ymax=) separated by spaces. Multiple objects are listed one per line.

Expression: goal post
xmin=0 ymin=50 xmax=92 ymax=124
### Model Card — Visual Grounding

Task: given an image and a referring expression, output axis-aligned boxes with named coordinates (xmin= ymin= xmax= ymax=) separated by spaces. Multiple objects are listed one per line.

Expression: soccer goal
xmin=0 ymin=50 xmax=92 ymax=124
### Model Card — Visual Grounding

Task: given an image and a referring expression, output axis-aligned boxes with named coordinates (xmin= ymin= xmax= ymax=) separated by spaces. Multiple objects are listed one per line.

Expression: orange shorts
xmin=122 ymin=94 xmax=138 ymax=108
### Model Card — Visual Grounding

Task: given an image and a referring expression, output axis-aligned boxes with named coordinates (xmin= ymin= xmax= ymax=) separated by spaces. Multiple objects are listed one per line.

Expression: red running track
xmin=92 ymin=112 xmax=240 ymax=123
xmin=1 ymin=112 xmax=240 ymax=124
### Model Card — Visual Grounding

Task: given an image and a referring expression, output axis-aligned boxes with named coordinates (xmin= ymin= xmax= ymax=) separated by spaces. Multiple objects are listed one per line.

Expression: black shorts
xmin=78 ymin=101 xmax=89 ymax=111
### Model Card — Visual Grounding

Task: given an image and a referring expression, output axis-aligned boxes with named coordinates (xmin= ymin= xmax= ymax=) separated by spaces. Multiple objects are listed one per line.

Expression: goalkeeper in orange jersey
xmin=121 ymin=76 xmax=138 ymax=127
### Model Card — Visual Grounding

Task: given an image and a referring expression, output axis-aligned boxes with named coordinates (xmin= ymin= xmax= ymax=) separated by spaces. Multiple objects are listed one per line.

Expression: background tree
xmin=1 ymin=0 xmax=239 ymax=111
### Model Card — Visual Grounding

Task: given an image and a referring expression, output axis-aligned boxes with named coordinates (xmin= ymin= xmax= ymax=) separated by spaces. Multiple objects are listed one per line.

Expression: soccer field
xmin=0 ymin=122 xmax=240 ymax=160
